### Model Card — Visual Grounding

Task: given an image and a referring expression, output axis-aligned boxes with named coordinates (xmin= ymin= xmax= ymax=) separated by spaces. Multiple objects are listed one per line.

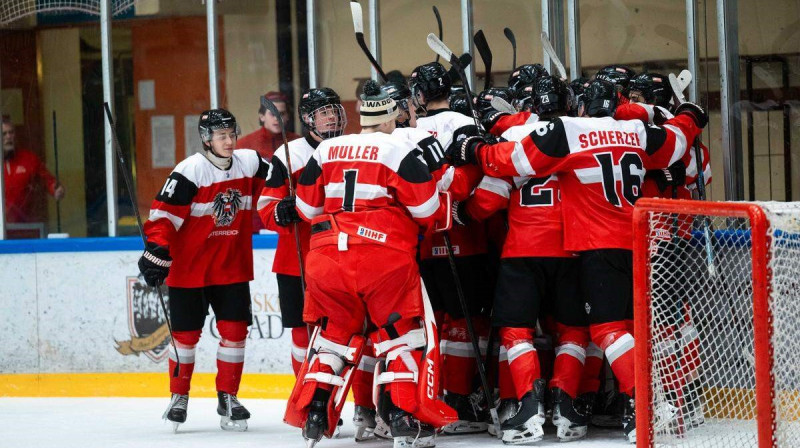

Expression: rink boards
xmin=0 ymin=235 xmax=296 ymax=398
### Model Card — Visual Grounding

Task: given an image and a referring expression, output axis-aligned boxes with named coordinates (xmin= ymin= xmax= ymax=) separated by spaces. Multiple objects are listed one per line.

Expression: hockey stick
xmin=490 ymin=96 xmax=517 ymax=115
xmin=447 ymin=53 xmax=473 ymax=85
xmin=103 ymin=102 xmax=180 ymax=377
xmin=503 ymin=27 xmax=517 ymax=71
xmin=432 ymin=5 xmax=443 ymax=64
xmin=667 ymin=73 xmax=716 ymax=277
xmin=426 ymin=32 xmax=501 ymax=437
xmin=540 ymin=32 xmax=567 ymax=80
xmin=473 ymin=29 xmax=492 ymax=91
xmin=427 ymin=33 xmax=484 ymax=134
xmin=52 ymin=110 xmax=61 ymax=233
xmin=350 ymin=0 xmax=388 ymax=82
xmin=261 ymin=96 xmax=307 ymax=290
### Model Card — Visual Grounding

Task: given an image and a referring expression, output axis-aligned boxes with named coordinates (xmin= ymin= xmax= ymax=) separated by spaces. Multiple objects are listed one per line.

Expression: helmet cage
xmin=302 ymin=103 xmax=347 ymax=140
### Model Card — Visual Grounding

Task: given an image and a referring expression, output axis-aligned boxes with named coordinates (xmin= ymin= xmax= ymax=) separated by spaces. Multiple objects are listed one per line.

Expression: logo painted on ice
xmin=212 ymin=188 xmax=243 ymax=227
xmin=115 ymin=276 xmax=171 ymax=362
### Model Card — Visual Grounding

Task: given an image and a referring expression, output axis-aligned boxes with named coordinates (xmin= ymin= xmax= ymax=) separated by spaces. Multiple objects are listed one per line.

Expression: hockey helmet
xmin=507 ymin=64 xmax=549 ymax=94
xmin=475 ymin=87 xmax=514 ymax=117
xmin=629 ymin=72 xmax=672 ymax=108
xmin=581 ymin=79 xmax=618 ymax=118
xmin=569 ymin=77 xmax=590 ymax=117
xmin=381 ymin=81 xmax=412 ymax=127
xmin=409 ymin=62 xmax=452 ymax=108
xmin=298 ymin=87 xmax=347 ymax=140
xmin=595 ymin=65 xmax=636 ymax=96
xmin=198 ymin=108 xmax=240 ymax=147
xmin=533 ymin=76 xmax=573 ymax=118
xmin=449 ymin=93 xmax=471 ymax=116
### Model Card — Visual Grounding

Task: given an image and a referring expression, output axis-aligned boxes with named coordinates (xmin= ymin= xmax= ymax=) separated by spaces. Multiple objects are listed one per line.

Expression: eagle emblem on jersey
xmin=212 ymin=188 xmax=243 ymax=227
xmin=115 ymin=276 xmax=171 ymax=363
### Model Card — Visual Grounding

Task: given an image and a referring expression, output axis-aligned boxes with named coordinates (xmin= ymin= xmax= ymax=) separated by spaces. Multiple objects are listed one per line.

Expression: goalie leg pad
xmin=283 ymin=329 xmax=366 ymax=438
xmin=353 ymin=339 xmax=378 ymax=409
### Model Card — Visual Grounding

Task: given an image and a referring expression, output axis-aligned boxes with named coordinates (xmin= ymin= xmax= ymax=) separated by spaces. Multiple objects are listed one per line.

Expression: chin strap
xmin=203 ymin=147 xmax=232 ymax=170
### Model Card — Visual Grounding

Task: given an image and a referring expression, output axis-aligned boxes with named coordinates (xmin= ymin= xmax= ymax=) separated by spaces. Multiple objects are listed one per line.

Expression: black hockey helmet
xmin=581 ymin=79 xmax=618 ymax=117
xmin=507 ymin=64 xmax=549 ymax=94
xmin=381 ymin=81 xmax=412 ymax=127
xmin=409 ymin=62 xmax=452 ymax=108
xmin=569 ymin=77 xmax=589 ymax=117
xmin=449 ymin=93 xmax=471 ymax=116
xmin=629 ymin=72 xmax=672 ymax=108
xmin=475 ymin=87 xmax=514 ymax=117
xmin=198 ymin=108 xmax=240 ymax=147
xmin=298 ymin=87 xmax=347 ymax=139
xmin=513 ymin=83 xmax=536 ymax=112
xmin=533 ymin=75 xmax=573 ymax=118
xmin=595 ymin=65 xmax=636 ymax=96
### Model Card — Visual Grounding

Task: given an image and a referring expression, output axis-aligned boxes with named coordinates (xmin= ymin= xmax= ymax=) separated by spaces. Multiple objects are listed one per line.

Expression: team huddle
xmin=137 ymin=56 xmax=710 ymax=447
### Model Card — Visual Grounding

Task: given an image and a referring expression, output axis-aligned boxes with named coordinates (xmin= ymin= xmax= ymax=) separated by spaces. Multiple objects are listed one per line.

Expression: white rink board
xmin=0 ymin=248 xmax=291 ymax=375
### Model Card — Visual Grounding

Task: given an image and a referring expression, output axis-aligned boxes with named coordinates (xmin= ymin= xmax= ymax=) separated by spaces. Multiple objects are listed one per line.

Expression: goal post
xmin=633 ymin=198 xmax=800 ymax=448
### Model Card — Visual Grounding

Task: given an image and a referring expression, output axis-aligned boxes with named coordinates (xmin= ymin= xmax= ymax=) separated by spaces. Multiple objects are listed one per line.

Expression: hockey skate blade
xmin=220 ymin=416 xmax=248 ymax=432
xmin=501 ymin=417 xmax=544 ymax=445
xmin=354 ymin=425 xmax=376 ymax=442
xmin=554 ymin=420 xmax=587 ymax=442
xmin=171 ymin=422 xmax=181 ymax=434
xmin=442 ymin=419 xmax=488 ymax=434
xmin=393 ymin=435 xmax=436 ymax=448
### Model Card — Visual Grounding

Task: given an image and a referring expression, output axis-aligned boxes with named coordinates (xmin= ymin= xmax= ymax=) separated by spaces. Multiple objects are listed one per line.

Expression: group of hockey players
xmin=137 ymin=33 xmax=711 ymax=446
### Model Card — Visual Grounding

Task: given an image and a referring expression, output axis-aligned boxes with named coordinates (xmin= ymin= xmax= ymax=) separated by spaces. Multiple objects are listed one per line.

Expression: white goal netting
xmin=1 ymin=1 xmax=135 ymax=26
xmin=636 ymin=200 xmax=800 ymax=448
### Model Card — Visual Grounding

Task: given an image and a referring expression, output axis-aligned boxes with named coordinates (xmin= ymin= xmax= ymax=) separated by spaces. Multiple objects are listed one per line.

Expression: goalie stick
xmin=426 ymin=31 xmax=502 ymax=438
xmin=503 ymin=27 xmax=517 ymax=72
xmin=261 ymin=96 xmax=307 ymax=289
xmin=103 ymin=102 xmax=180 ymax=378
xmin=540 ymin=32 xmax=567 ymax=80
xmin=349 ymin=1 xmax=388 ymax=82
xmin=432 ymin=5 xmax=443 ymax=64
xmin=473 ymin=29 xmax=493 ymax=91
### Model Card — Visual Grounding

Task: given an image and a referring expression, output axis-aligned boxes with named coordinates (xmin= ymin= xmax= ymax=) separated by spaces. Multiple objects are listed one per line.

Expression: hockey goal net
xmin=633 ymin=198 xmax=800 ymax=448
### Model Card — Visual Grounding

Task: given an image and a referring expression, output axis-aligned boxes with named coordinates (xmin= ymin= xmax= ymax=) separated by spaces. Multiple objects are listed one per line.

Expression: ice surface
xmin=0 ymin=398 xmax=631 ymax=448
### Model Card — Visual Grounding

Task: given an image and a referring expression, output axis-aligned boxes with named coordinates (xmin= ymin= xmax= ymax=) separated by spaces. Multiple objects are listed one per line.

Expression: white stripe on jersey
xmin=662 ymin=124 xmax=688 ymax=165
xmin=189 ymin=196 xmax=253 ymax=217
xmin=406 ymin=191 xmax=440 ymax=219
xmin=257 ymin=194 xmax=281 ymax=211
xmin=574 ymin=159 xmax=645 ymax=185
xmin=274 ymin=137 xmax=316 ymax=175
xmin=173 ymin=150 xmax=266 ymax=189
xmin=511 ymin=141 xmax=536 ymax=177
xmin=477 ymin=176 xmax=512 ymax=198
xmin=148 ymin=209 xmax=184 ymax=230
xmin=296 ymin=194 xmax=323 ymax=219
xmin=324 ymin=182 xmax=391 ymax=201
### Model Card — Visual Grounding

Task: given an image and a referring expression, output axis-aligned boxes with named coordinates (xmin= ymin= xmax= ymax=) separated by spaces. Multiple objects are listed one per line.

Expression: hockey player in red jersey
xmin=138 ymin=109 xmax=272 ymax=432
xmin=285 ymin=80 xmax=456 ymax=448
xmin=448 ymin=78 xmax=708 ymax=443
xmin=594 ymin=65 xmax=637 ymax=106
xmin=409 ymin=62 xmax=492 ymax=434
xmin=462 ymin=76 xmax=589 ymax=444
xmin=257 ymin=87 xmax=347 ymax=380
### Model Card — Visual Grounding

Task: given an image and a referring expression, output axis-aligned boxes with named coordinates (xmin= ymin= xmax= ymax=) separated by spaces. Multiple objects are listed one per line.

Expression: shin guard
xmin=169 ymin=329 xmax=202 ymax=395
xmin=590 ymin=322 xmax=635 ymax=396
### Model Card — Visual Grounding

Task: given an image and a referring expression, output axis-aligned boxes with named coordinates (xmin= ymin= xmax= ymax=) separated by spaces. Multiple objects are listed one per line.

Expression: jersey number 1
xmin=342 ymin=169 xmax=358 ymax=212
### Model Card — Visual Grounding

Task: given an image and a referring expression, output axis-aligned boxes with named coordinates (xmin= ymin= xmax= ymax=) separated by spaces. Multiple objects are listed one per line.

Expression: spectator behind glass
xmin=236 ymin=91 xmax=299 ymax=160
xmin=2 ymin=117 xmax=65 ymax=224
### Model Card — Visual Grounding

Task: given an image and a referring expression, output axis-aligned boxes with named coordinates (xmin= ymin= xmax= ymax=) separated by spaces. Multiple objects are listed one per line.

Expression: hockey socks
xmin=499 ymin=327 xmax=541 ymax=400
xmin=590 ymin=322 xmax=635 ymax=396
xmin=578 ymin=342 xmax=604 ymax=395
xmin=291 ymin=326 xmax=310 ymax=377
xmin=169 ymin=329 xmax=201 ymax=395
xmin=441 ymin=316 xmax=489 ymax=396
xmin=550 ymin=324 xmax=589 ymax=399
xmin=216 ymin=320 xmax=248 ymax=395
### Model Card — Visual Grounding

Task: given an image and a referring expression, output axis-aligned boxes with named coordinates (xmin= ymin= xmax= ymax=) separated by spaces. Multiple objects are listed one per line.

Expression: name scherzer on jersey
xmin=144 ymin=149 xmax=271 ymax=287
xmin=468 ymin=121 xmax=573 ymax=258
xmin=257 ymin=136 xmax=317 ymax=276
xmin=415 ymin=109 xmax=486 ymax=258
xmin=295 ymin=131 xmax=445 ymax=253
xmin=474 ymin=114 xmax=702 ymax=251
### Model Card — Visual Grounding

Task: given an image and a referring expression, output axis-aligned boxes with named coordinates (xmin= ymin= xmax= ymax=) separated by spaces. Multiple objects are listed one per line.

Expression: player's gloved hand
xmin=652 ymin=107 xmax=669 ymax=126
xmin=452 ymin=200 xmax=471 ymax=226
xmin=275 ymin=196 xmax=301 ymax=227
xmin=447 ymin=135 xmax=486 ymax=166
xmin=646 ymin=160 xmax=687 ymax=192
xmin=138 ymin=242 xmax=172 ymax=287
xmin=481 ymin=111 xmax=510 ymax=133
xmin=674 ymin=102 xmax=708 ymax=129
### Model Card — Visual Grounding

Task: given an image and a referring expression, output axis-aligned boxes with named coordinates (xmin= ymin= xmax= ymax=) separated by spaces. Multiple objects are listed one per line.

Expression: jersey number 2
xmin=342 ymin=169 xmax=358 ymax=212
xmin=520 ymin=176 xmax=555 ymax=207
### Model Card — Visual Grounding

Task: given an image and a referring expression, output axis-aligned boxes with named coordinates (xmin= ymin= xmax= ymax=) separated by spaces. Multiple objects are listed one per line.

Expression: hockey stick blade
xmin=349 ymin=0 xmax=363 ymax=34
xmin=473 ymin=29 xmax=492 ymax=90
xmin=504 ymin=27 xmax=517 ymax=70
xmin=433 ymin=5 xmax=443 ymax=63
xmin=447 ymin=53 xmax=472 ymax=84
xmin=490 ymin=96 xmax=517 ymax=114
xmin=668 ymin=73 xmax=687 ymax=104
xmin=678 ymin=69 xmax=692 ymax=92
xmin=427 ymin=33 xmax=456 ymax=66
xmin=350 ymin=0 xmax=387 ymax=81
xmin=540 ymin=32 xmax=567 ymax=80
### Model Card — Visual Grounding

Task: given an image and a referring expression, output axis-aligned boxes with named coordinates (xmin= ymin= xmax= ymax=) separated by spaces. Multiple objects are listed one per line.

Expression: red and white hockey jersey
xmin=416 ymin=109 xmax=485 ymax=259
xmin=467 ymin=121 xmax=573 ymax=258
xmin=295 ymin=131 xmax=447 ymax=254
xmin=484 ymin=111 xmax=539 ymax=137
xmin=473 ymin=114 xmax=703 ymax=251
xmin=257 ymin=136 xmax=317 ymax=277
xmin=144 ymin=150 xmax=272 ymax=287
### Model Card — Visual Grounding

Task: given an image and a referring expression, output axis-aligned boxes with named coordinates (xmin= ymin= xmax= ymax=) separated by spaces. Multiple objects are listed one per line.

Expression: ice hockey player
xmin=447 ymin=78 xmax=708 ymax=443
xmin=507 ymin=64 xmax=549 ymax=96
xmin=256 ymin=87 xmax=347 ymax=380
xmin=409 ymin=61 xmax=492 ymax=435
xmin=594 ymin=65 xmax=636 ymax=105
xmin=481 ymin=82 xmax=541 ymax=138
xmin=138 ymin=109 xmax=272 ymax=432
xmin=460 ymin=76 xmax=590 ymax=444
xmin=285 ymin=80 xmax=456 ymax=448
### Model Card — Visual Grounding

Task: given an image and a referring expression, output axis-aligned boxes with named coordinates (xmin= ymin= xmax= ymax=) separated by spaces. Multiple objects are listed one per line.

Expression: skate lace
xmin=224 ymin=393 xmax=242 ymax=417
xmin=172 ymin=394 xmax=188 ymax=410
xmin=412 ymin=419 xmax=422 ymax=447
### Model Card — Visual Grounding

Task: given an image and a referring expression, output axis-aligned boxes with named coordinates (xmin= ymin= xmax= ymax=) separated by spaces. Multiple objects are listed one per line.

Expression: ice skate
xmin=374 ymin=415 xmax=392 ymax=439
xmin=303 ymin=392 xmax=329 ymax=448
xmin=500 ymin=380 xmax=545 ymax=445
xmin=551 ymin=388 xmax=589 ymax=442
xmin=441 ymin=392 xmax=488 ymax=434
xmin=489 ymin=397 xmax=518 ymax=436
xmin=353 ymin=405 xmax=377 ymax=441
xmin=621 ymin=392 xmax=636 ymax=444
xmin=217 ymin=392 xmax=250 ymax=432
xmin=388 ymin=407 xmax=436 ymax=448
xmin=162 ymin=393 xmax=188 ymax=433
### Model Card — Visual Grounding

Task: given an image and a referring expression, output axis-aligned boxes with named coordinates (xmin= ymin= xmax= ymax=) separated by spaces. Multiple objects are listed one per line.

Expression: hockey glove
xmin=275 ymin=196 xmax=302 ymax=227
xmin=452 ymin=200 xmax=471 ymax=226
xmin=646 ymin=160 xmax=687 ymax=193
xmin=481 ymin=111 xmax=510 ymax=133
xmin=674 ymin=102 xmax=708 ymax=129
xmin=447 ymin=135 xmax=486 ymax=166
xmin=138 ymin=242 xmax=172 ymax=287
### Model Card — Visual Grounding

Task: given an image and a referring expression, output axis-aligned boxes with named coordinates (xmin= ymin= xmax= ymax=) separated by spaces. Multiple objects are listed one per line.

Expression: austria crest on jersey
xmin=115 ymin=276 xmax=171 ymax=362
xmin=213 ymin=188 xmax=243 ymax=226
